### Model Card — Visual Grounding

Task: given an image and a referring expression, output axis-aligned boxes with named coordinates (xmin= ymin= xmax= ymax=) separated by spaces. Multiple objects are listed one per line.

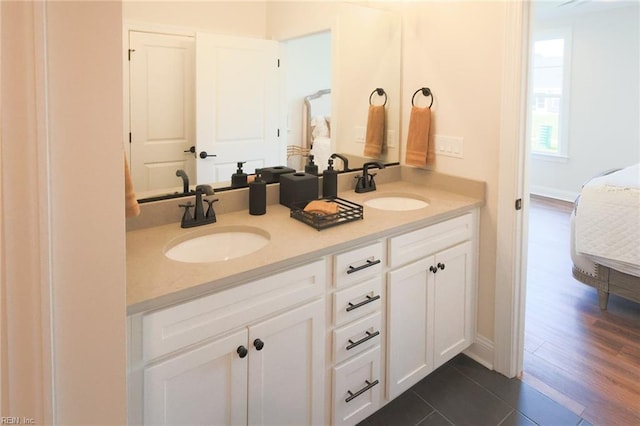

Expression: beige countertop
xmin=126 ymin=178 xmax=484 ymax=315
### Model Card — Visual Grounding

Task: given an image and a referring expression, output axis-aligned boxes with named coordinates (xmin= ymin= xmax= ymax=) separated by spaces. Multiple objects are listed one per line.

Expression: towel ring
xmin=369 ymin=88 xmax=387 ymax=106
xmin=411 ymin=87 xmax=433 ymax=108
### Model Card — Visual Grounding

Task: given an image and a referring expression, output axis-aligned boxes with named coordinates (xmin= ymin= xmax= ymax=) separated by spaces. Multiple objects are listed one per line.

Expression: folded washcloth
xmin=405 ymin=106 xmax=435 ymax=167
xmin=364 ymin=104 xmax=385 ymax=158
xmin=304 ymin=200 xmax=339 ymax=216
xmin=124 ymin=154 xmax=140 ymax=217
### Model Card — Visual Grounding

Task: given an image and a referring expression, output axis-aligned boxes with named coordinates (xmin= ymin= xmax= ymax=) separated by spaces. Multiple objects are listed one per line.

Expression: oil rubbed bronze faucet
xmin=355 ymin=162 xmax=384 ymax=193
xmin=179 ymin=184 xmax=218 ymax=228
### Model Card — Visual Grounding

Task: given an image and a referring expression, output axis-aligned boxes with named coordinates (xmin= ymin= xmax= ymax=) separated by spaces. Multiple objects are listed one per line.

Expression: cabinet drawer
xmin=333 ymin=312 xmax=381 ymax=365
xmin=142 ymin=259 xmax=325 ymax=362
xmin=334 ymin=241 xmax=384 ymax=288
xmin=333 ymin=276 xmax=383 ymax=327
xmin=333 ymin=346 xmax=381 ymax=426
xmin=389 ymin=213 xmax=473 ymax=268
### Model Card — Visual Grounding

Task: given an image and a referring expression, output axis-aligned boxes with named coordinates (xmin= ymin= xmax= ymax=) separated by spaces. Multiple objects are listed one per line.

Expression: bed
xmin=570 ymin=163 xmax=640 ymax=309
xmin=287 ymin=89 xmax=332 ymax=172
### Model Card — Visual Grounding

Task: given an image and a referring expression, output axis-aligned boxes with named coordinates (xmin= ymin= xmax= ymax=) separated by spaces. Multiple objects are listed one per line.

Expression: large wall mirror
xmin=123 ymin=1 xmax=401 ymax=201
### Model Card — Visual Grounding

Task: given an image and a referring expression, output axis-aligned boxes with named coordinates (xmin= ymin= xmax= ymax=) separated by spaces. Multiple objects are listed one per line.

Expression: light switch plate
xmin=435 ymin=135 xmax=464 ymax=158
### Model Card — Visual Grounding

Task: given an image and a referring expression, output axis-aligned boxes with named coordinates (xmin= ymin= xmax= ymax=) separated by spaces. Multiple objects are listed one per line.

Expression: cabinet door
xmin=433 ymin=241 xmax=474 ymax=369
xmin=248 ymin=299 xmax=325 ymax=426
xmin=387 ymin=257 xmax=435 ymax=400
xmin=143 ymin=329 xmax=248 ymax=426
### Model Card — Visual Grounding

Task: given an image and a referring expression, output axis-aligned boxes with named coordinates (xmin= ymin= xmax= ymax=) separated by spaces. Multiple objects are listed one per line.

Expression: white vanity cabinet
xmin=387 ymin=212 xmax=477 ymax=400
xmin=330 ymin=242 xmax=385 ymax=426
xmin=128 ymin=259 xmax=326 ymax=426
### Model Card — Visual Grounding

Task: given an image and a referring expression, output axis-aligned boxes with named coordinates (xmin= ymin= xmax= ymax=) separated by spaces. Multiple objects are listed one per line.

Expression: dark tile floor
xmin=358 ymin=354 xmax=593 ymax=426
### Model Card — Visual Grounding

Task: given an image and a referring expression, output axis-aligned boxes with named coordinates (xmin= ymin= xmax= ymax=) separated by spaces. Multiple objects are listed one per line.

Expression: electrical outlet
xmin=387 ymin=130 xmax=396 ymax=147
xmin=434 ymin=135 xmax=464 ymax=159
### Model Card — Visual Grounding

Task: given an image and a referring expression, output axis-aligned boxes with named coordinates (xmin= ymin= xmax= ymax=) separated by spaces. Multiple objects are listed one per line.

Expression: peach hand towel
xmin=405 ymin=106 xmax=434 ymax=167
xmin=364 ymin=104 xmax=385 ymax=158
xmin=124 ymin=154 xmax=140 ymax=217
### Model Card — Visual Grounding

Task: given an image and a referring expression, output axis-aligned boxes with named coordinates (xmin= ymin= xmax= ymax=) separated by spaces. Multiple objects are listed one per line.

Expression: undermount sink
xmin=164 ymin=226 xmax=270 ymax=263
xmin=364 ymin=194 xmax=430 ymax=211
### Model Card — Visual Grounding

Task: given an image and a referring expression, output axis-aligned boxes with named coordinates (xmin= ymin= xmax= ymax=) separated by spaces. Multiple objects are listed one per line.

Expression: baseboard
xmin=529 ymin=185 xmax=578 ymax=203
xmin=464 ymin=334 xmax=494 ymax=370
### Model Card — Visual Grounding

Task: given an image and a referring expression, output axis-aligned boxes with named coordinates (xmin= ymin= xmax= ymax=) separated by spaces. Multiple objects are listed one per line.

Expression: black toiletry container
xmin=259 ymin=166 xmax=295 ymax=184
xmin=279 ymin=172 xmax=319 ymax=207
xmin=249 ymin=172 xmax=266 ymax=215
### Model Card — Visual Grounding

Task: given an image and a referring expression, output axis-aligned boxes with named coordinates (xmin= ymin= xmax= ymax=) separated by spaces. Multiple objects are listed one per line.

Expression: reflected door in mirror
xmin=129 ymin=31 xmax=196 ymax=192
xmin=196 ymin=33 xmax=280 ymax=184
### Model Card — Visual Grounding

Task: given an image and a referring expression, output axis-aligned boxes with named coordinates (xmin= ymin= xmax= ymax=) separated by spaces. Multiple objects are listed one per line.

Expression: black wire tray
xmin=290 ymin=197 xmax=363 ymax=231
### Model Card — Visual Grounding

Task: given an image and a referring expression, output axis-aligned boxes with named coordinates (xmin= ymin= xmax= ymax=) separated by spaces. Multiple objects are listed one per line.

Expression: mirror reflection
xmin=123 ymin=1 xmax=401 ymax=202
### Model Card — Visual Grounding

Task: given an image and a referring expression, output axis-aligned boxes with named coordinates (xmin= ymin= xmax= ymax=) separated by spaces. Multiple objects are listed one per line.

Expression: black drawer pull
xmin=345 ymin=379 xmax=379 ymax=403
xmin=346 ymin=294 xmax=381 ymax=312
xmin=347 ymin=258 xmax=381 ymax=274
xmin=346 ymin=330 xmax=380 ymax=351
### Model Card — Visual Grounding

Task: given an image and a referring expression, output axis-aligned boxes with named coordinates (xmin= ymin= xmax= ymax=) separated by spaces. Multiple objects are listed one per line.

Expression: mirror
xmin=123 ymin=1 xmax=401 ymax=202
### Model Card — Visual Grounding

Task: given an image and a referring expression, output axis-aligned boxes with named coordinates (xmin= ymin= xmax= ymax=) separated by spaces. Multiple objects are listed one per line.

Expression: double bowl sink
xmin=164 ymin=193 xmax=429 ymax=263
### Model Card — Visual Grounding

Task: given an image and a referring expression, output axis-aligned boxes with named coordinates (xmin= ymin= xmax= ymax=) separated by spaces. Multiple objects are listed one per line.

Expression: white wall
xmin=123 ymin=1 xmax=267 ymax=37
xmin=530 ymin=4 xmax=640 ymax=201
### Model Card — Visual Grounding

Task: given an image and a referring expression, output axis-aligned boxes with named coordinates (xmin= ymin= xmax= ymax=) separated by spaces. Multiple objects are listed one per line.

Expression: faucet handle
xmin=204 ymin=198 xmax=219 ymax=220
xmin=178 ymin=202 xmax=194 ymax=224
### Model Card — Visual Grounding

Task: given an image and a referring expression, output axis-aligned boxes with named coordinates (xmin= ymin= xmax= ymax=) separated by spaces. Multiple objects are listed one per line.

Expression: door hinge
xmin=515 ymin=198 xmax=522 ymax=210
xmin=128 ymin=49 xmax=135 ymax=61
xmin=129 ymin=132 xmax=132 ymax=143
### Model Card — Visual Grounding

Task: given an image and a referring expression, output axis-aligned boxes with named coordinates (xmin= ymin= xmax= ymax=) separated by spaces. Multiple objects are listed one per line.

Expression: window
xmin=529 ymin=30 xmax=571 ymax=157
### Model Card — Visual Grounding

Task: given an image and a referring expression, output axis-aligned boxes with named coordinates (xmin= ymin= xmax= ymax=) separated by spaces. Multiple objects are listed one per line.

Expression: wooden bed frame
xmin=572 ymin=263 xmax=640 ymax=310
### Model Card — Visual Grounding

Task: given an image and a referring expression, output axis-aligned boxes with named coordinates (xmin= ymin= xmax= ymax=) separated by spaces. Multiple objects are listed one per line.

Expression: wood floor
xmin=523 ymin=195 xmax=640 ymax=425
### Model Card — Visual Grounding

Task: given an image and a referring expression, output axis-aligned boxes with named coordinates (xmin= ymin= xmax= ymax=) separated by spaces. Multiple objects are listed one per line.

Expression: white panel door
xmin=129 ymin=31 xmax=195 ymax=192
xmin=432 ymin=241 xmax=474 ymax=369
xmin=143 ymin=329 xmax=248 ymax=426
xmin=387 ymin=256 xmax=435 ymax=400
xmin=196 ymin=33 xmax=280 ymax=184
xmin=247 ymin=299 xmax=325 ymax=426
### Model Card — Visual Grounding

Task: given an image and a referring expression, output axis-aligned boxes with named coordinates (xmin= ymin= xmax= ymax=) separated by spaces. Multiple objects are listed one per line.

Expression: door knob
xmin=199 ymin=151 xmax=216 ymax=159
xmin=184 ymin=146 xmax=196 ymax=154
xmin=237 ymin=345 xmax=248 ymax=358
xmin=253 ymin=339 xmax=264 ymax=351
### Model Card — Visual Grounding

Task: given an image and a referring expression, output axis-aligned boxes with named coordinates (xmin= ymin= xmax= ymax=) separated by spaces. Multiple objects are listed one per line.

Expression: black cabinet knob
xmin=199 ymin=151 xmax=216 ymax=159
xmin=253 ymin=339 xmax=264 ymax=351
xmin=237 ymin=345 xmax=248 ymax=358
xmin=437 ymin=263 xmax=445 ymax=270
xmin=429 ymin=265 xmax=437 ymax=273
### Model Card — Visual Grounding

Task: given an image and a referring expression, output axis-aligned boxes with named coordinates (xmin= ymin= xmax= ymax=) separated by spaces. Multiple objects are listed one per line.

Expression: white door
xmin=432 ymin=241 xmax=474 ymax=369
xmin=143 ymin=329 xmax=248 ymax=426
xmin=129 ymin=31 xmax=195 ymax=192
xmin=196 ymin=33 xmax=280 ymax=184
xmin=387 ymin=256 xmax=435 ymax=400
xmin=247 ymin=299 xmax=325 ymax=426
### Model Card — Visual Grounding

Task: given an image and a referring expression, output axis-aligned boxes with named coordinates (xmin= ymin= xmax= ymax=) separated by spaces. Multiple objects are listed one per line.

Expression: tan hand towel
xmin=124 ymin=154 xmax=140 ymax=217
xmin=405 ymin=106 xmax=435 ymax=167
xmin=364 ymin=104 xmax=385 ymax=158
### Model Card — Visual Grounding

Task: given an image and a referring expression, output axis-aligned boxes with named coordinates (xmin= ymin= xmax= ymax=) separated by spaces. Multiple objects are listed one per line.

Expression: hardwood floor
xmin=523 ymin=195 xmax=640 ymax=425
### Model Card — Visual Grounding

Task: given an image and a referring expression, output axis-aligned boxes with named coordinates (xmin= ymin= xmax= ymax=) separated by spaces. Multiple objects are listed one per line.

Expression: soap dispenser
xmin=322 ymin=158 xmax=338 ymax=198
xmin=249 ymin=170 xmax=266 ymax=215
xmin=305 ymin=155 xmax=319 ymax=176
xmin=231 ymin=162 xmax=248 ymax=188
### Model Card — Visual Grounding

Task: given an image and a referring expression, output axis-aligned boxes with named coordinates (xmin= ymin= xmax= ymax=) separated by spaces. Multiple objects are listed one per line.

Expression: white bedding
xmin=573 ymin=164 xmax=640 ymax=277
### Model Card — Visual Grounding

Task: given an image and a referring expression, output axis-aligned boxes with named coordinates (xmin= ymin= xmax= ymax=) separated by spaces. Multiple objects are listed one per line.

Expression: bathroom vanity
xmin=126 ymin=171 xmax=484 ymax=425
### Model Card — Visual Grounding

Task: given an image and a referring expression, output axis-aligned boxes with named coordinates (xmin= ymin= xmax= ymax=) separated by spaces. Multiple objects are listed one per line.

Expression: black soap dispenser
xmin=322 ymin=158 xmax=338 ymax=198
xmin=305 ymin=155 xmax=318 ymax=176
xmin=231 ymin=162 xmax=248 ymax=188
xmin=249 ymin=170 xmax=267 ymax=215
